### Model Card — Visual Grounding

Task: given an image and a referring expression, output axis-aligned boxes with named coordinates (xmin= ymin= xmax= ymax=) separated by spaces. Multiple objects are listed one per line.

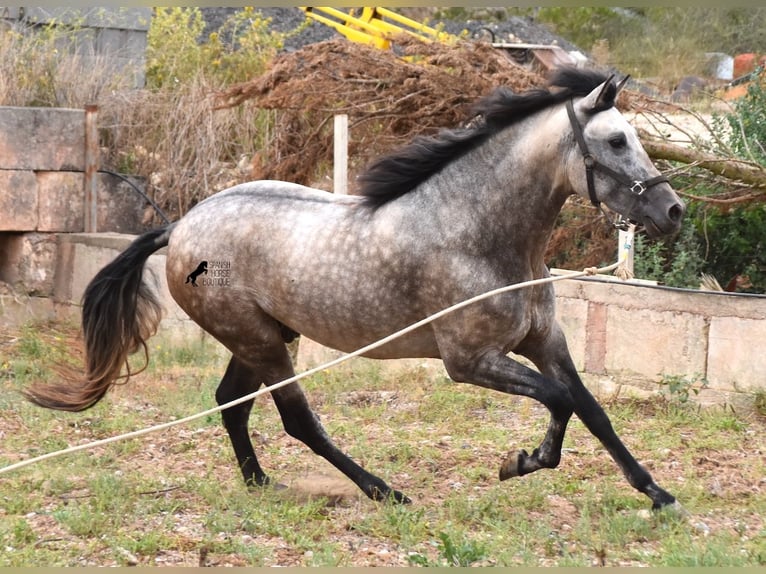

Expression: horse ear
xmin=616 ymin=74 xmax=630 ymax=95
xmin=577 ymin=74 xmax=617 ymax=114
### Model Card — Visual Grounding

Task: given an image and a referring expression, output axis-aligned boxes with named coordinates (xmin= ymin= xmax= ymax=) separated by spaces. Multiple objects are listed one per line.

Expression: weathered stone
xmin=554 ymin=295 xmax=588 ymax=371
xmin=97 ymin=173 xmax=147 ymax=233
xmin=604 ymin=307 xmax=708 ymax=382
xmin=0 ymin=171 xmax=38 ymax=231
xmin=0 ymin=107 xmax=85 ymax=171
xmin=37 ymin=171 xmax=84 ymax=232
xmin=707 ymin=317 xmax=766 ymax=392
xmin=0 ymin=232 xmax=58 ymax=296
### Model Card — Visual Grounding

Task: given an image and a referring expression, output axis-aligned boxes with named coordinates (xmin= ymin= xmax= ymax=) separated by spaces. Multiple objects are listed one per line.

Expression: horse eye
xmin=609 ymin=134 xmax=627 ymax=149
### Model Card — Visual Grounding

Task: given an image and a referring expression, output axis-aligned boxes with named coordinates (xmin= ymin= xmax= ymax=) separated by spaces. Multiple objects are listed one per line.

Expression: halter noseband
xmin=565 ymin=98 xmax=669 ymax=231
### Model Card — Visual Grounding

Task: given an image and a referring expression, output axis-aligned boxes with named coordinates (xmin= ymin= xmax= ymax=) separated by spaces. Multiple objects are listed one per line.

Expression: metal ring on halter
xmin=630 ymin=181 xmax=647 ymax=196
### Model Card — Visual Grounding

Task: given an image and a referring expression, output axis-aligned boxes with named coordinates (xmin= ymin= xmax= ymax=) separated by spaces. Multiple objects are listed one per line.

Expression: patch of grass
xmin=2 ymin=321 xmax=766 ymax=566
xmin=409 ymin=529 xmax=488 ymax=566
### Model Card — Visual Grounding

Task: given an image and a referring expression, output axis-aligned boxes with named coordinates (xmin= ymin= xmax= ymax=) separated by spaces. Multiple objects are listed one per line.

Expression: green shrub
xmin=146 ymin=7 xmax=283 ymax=90
xmin=722 ymin=75 xmax=766 ymax=166
xmin=633 ymin=223 xmax=705 ymax=288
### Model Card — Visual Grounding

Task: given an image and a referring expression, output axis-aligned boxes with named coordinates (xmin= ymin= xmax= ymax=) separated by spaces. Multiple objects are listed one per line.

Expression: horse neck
xmin=427 ymin=108 xmax=573 ymax=264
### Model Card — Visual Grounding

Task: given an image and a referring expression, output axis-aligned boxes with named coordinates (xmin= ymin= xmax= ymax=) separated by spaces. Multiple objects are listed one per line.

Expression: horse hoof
xmin=393 ymin=490 xmax=412 ymax=505
xmin=370 ymin=486 xmax=411 ymax=504
xmin=499 ymin=449 xmax=528 ymax=481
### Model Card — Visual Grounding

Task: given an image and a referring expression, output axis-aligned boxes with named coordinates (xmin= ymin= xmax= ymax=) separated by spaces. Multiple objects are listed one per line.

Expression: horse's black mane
xmin=358 ymin=67 xmax=615 ymax=208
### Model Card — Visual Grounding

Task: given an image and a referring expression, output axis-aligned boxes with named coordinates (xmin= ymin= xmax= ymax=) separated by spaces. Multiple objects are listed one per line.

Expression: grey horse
xmin=27 ymin=68 xmax=685 ymax=510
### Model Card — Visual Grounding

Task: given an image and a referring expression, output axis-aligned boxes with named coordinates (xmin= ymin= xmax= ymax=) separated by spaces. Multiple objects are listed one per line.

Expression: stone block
xmin=97 ymin=173 xmax=147 ymax=233
xmin=33 ymin=172 xmax=146 ymax=234
xmin=707 ymin=317 xmax=766 ymax=392
xmin=604 ymin=307 xmax=708 ymax=382
xmin=37 ymin=171 xmax=84 ymax=232
xmin=0 ymin=107 xmax=84 ymax=171
xmin=0 ymin=232 xmax=58 ymax=296
xmin=0 ymin=171 xmax=38 ymax=231
xmin=554 ymin=296 xmax=588 ymax=371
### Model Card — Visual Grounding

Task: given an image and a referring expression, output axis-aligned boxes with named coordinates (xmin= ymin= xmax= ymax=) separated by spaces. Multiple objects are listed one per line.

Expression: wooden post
xmin=83 ymin=104 xmax=99 ymax=232
xmin=618 ymin=225 xmax=635 ymax=276
xmin=334 ymin=114 xmax=348 ymax=195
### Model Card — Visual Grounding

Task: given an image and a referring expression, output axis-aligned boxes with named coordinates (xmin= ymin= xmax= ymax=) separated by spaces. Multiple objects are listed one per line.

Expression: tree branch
xmin=640 ymin=131 xmax=766 ymax=194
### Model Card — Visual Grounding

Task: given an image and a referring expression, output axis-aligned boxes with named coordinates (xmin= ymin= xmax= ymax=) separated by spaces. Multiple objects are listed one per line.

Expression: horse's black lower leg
xmin=567 ymin=370 xmax=676 ymax=508
xmin=444 ymin=349 xmax=575 ymax=478
xmin=215 ymin=357 xmax=270 ymax=487
xmin=524 ymin=326 xmax=677 ymax=509
xmin=271 ymin=380 xmax=410 ymax=504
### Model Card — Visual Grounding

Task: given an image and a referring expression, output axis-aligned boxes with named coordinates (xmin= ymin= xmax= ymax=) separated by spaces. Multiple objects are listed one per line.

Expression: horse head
xmin=565 ymin=76 xmax=685 ymax=237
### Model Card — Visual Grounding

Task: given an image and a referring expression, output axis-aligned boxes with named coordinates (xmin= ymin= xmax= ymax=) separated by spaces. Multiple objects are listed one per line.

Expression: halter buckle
xmin=583 ymin=154 xmax=595 ymax=168
xmin=630 ymin=181 xmax=647 ymax=196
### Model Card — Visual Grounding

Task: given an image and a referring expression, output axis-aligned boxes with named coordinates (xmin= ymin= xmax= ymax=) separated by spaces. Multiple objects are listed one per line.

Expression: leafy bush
xmin=690 ymin=202 xmax=766 ymax=293
xmin=108 ymin=8 xmax=288 ymax=219
xmin=633 ymin=223 xmax=706 ymax=289
xmin=146 ymin=7 xmax=283 ymax=89
xmin=680 ymin=75 xmax=766 ymax=293
xmin=633 ymin=75 xmax=766 ymax=293
xmin=722 ymin=75 xmax=766 ymax=166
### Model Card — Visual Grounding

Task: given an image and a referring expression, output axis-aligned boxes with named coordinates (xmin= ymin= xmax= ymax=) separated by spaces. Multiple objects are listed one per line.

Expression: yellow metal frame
xmin=300 ymin=7 xmax=454 ymax=50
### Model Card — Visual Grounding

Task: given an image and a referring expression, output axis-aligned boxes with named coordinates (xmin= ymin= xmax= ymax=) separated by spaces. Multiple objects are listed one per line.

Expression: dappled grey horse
xmin=27 ymin=68 xmax=685 ymax=509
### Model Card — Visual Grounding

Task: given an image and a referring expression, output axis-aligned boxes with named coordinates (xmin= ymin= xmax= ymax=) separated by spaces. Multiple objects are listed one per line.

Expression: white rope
xmin=0 ymin=260 xmax=622 ymax=476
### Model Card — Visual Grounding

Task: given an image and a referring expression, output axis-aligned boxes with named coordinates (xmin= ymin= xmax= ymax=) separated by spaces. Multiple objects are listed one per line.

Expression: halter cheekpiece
xmin=565 ymin=98 xmax=669 ymax=231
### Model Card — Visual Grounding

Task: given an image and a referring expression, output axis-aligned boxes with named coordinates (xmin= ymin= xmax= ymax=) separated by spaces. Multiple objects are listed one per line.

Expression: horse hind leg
xmin=224 ymin=337 xmax=409 ymax=504
xmin=215 ymin=357 xmax=271 ymax=487
xmin=262 ymin=345 xmax=410 ymax=504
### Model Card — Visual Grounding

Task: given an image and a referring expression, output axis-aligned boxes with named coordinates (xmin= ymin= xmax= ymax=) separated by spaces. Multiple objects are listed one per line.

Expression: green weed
xmin=409 ymin=529 xmax=488 ymax=566
xmin=658 ymin=373 xmax=708 ymax=406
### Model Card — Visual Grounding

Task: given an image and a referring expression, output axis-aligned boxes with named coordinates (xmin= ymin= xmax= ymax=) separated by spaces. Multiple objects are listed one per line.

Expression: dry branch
xmin=215 ymin=37 xmax=544 ymax=187
xmin=640 ymin=132 xmax=766 ymax=203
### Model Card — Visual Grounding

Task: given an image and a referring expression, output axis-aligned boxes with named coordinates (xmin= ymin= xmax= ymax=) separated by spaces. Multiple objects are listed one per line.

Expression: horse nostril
xmin=668 ymin=203 xmax=684 ymax=223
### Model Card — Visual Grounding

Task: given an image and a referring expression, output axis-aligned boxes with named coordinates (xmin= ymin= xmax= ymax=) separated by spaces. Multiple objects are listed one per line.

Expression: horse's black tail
xmin=25 ymin=224 xmax=176 ymax=411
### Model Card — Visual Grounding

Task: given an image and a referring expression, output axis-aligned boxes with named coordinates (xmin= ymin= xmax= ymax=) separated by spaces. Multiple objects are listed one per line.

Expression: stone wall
xmin=553 ymin=276 xmax=766 ymax=406
xmin=0 ymin=106 xmax=146 ymax=296
xmin=1 ymin=7 xmax=151 ymax=88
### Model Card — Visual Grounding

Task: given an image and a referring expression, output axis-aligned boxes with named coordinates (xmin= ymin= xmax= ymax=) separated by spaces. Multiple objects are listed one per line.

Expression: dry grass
xmin=0 ymin=20 xmax=135 ymax=107
xmin=99 ymin=79 xmax=271 ymax=221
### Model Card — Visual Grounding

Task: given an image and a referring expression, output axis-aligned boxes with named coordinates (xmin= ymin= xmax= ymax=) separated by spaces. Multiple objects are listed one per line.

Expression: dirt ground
xmin=10 ymin=373 xmax=763 ymax=567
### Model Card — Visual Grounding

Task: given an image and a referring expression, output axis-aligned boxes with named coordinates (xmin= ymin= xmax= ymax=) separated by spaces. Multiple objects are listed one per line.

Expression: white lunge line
xmin=0 ymin=261 xmax=621 ymax=476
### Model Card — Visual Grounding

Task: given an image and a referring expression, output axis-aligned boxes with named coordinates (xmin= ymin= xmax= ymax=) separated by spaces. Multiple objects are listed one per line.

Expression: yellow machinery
xmin=300 ymin=7 xmax=454 ymax=50
xmin=299 ymin=8 xmax=578 ymax=74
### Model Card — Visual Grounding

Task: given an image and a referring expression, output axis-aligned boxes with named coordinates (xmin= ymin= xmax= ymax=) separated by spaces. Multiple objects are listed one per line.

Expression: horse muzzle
xmin=631 ymin=186 xmax=686 ymax=238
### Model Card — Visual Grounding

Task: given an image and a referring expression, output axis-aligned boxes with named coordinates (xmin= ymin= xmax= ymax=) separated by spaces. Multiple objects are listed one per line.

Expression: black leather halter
xmin=565 ymin=99 xmax=669 ymax=230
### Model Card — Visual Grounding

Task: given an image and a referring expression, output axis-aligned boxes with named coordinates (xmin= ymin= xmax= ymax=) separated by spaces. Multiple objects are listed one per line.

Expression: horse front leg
xmin=443 ymin=349 xmax=575 ymax=478
xmin=522 ymin=324 xmax=677 ymax=510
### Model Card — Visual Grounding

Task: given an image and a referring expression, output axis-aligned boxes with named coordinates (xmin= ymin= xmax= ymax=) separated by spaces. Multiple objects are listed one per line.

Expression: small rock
xmin=117 ymin=547 xmax=139 ymax=566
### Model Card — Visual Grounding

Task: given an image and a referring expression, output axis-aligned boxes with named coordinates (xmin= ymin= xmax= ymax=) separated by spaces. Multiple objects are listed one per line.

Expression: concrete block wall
xmin=553 ymin=278 xmax=766 ymax=405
